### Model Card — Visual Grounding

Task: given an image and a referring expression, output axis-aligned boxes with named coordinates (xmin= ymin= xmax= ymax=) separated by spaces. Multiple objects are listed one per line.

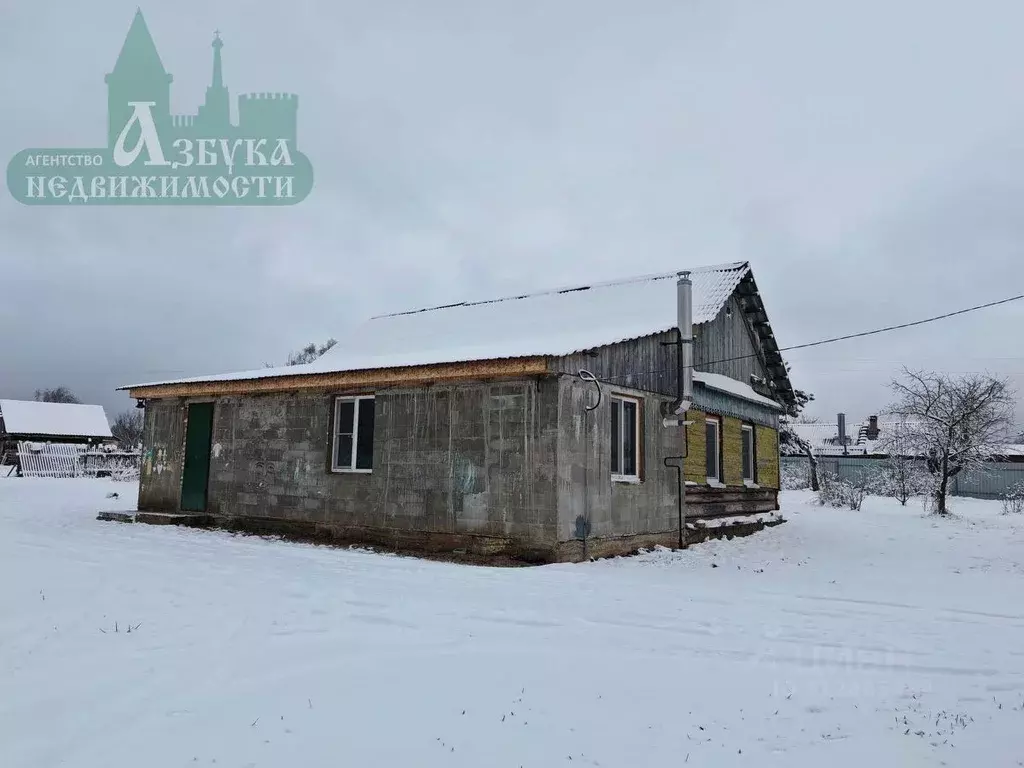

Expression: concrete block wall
xmin=139 ymin=400 xmax=187 ymax=511
xmin=136 ymin=374 xmax=779 ymax=562
xmin=138 ymin=378 xmax=562 ymax=557
xmin=555 ymin=376 xmax=682 ymax=557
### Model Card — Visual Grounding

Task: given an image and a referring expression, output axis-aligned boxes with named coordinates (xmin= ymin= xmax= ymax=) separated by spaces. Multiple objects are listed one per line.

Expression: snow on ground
xmin=2 ymin=481 xmax=1023 ymax=767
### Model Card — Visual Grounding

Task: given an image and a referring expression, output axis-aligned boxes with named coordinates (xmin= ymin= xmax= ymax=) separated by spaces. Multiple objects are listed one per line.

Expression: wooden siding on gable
xmin=694 ymin=295 xmax=770 ymax=383
xmin=552 ymin=294 xmax=776 ymax=408
xmin=553 ymin=330 xmax=679 ymax=398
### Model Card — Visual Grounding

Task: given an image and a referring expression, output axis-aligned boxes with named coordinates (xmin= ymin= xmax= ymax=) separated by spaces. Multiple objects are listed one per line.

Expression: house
xmin=782 ymin=411 xmax=1024 ymax=499
xmin=786 ymin=414 xmax=1024 ymax=463
xmin=784 ymin=415 xmax=881 ymax=457
xmin=0 ymin=399 xmax=114 ymax=475
xmin=120 ymin=261 xmax=796 ymax=562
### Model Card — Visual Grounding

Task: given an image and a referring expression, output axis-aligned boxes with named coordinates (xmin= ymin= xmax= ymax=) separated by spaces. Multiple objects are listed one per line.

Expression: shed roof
xmin=123 ymin=261 xmax=792 ymax=403
xmin=0 ymin=399 xmax=113 ymax=439
xmin=695 ymin=372 xmax=784 ymax=411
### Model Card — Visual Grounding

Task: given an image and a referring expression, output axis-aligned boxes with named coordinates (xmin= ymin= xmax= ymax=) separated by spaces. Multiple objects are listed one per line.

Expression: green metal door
xmin=180 ymin=402 xmax=214 ymax=512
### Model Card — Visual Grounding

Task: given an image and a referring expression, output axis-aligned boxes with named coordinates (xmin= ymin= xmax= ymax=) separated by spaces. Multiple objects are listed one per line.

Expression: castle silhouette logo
xmin=6 ymin=10 xmax=313 ymax=206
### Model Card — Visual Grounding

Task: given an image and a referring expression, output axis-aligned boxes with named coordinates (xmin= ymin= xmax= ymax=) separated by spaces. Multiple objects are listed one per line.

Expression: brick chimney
xmin=866 ymin=415 xmax=880 ymax=440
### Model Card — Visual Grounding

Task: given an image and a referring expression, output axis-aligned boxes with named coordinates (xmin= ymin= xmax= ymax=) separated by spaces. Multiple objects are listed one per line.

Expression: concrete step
xmin=97 ymin=510 xmax=136 ymax=523
xmin=135 ymin=511 xmax=211 ymax=527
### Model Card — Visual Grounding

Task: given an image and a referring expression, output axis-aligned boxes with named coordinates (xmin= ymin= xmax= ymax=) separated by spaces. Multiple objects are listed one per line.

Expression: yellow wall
xmin=757 ymin=426 xmax=780 ymax=489
xmin=684 ymin=409 xmax=706 ymax=484
xmin=722 ymin=416 xmax=743 ymax=486
xmin=682 ymin=409 xmax=779 ymax=489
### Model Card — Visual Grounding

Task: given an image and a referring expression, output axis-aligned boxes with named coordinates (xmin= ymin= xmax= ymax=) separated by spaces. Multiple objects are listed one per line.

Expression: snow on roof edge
xmin=693 ymin=372 xmax=783 ymax=410
xmin=120 ymin=326 xmax=680 ymax=390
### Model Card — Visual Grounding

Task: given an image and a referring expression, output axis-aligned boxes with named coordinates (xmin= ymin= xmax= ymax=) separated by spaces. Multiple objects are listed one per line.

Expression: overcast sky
xmin=2 ymin=0 xmax=1023 ymax=428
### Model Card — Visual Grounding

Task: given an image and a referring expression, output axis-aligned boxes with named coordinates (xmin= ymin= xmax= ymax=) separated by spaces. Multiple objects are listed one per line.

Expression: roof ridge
xmin=0 ymin=398 xmax=103 ymax=408
xmin=370 ymin=261 xmax=749 ymax=320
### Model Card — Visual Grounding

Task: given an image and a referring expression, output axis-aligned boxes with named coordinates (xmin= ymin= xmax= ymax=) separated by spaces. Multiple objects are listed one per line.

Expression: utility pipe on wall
xmin=675 ymin=271 xmax=694 ymax=414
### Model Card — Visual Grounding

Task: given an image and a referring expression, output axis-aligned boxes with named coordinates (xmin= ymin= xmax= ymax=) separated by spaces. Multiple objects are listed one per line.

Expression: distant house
xmin=785 ymin=414 xmax=1024 ymax=463
xmin=785 ymin=415 xmax=886 ymax=457
xmin=0 ymin=399 xmax=114 ymax=475
xmin=121 ymin=261 xmax=796 ymax=562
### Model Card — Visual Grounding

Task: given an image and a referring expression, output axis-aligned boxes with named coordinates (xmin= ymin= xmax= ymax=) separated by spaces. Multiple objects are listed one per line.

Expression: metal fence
xmin=781 ymin=456 xmax=1024 ymax=500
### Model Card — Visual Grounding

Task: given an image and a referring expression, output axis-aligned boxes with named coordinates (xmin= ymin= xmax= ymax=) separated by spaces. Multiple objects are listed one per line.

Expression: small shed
xmin=0 ymin=399 xmax=114 ymax=476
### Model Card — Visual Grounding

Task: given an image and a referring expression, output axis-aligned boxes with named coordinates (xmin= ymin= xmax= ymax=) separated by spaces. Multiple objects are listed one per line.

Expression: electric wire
xmin=563 ymin=292 xmax=1024 ymax=389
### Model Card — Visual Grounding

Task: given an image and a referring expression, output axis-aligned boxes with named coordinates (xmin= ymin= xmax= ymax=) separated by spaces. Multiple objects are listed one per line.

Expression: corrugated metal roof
xmin=124 ymin=262 xmax=752 ymax=388
xmin=0 ymin=399 xmax=112 ymax=439
xmin=790 ymin=419 xmax=888 ymax=456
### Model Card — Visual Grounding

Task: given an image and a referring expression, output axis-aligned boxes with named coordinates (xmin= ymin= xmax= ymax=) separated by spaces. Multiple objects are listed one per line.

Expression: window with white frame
xmin=332 ymin=396 xmax=375 ymax=472
xmin=741 ymin=424 xmax=757 ymax=484
xmin=705 ymin=417 xmax=721 ymax=484
xmin=610 ymin=395 xmax=641 ymax=480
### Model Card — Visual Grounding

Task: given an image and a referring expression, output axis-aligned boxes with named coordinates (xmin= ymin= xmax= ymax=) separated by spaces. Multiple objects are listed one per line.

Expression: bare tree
xmin=875 ymin=416 xmax=931 ymax=506
xmin=889 ymin=368 xmax=1015 ymax=514
xmin=265 ymin=338 xmax=338 ymax=368
xmin=779 ymin=381 xmax=819 ymax=491
xmin=111 ymin=409 xmax=144 ymax=449
xmin=34 ymin=386 xmax=81 ymax=404
xmin=287 ymin=338 xmax=337 ymax=366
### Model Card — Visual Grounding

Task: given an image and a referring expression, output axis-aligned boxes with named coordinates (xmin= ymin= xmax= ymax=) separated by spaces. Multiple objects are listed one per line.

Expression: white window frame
xmin=741 ymin=424 xmax=758 ymax=487
xmin=331 ymin=395 xmax=375 ymax=473
xmin=610 ymin=394 xmax=642 ymax=483
xmin=705 ymin=417 xmax=722 ymax=486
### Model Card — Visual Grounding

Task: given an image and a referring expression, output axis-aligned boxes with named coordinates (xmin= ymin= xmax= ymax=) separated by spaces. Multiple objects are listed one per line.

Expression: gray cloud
xmin=2 ymin=0 xmax=1023 ymax=427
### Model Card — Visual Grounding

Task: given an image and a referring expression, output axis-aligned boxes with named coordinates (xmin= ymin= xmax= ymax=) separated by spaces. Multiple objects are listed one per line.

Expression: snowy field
xmin=2 ymin=480 xmax=1023 ymax=767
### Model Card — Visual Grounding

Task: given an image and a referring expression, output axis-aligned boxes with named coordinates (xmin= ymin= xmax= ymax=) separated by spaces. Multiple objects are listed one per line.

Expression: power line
xmin=777 ymin=292 xmax=1024 ymax=356
xmin=564 ymin=291 xmax=1024 ymax=388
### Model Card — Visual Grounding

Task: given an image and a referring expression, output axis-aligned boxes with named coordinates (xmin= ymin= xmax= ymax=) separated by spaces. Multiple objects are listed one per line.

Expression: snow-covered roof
xmin=788 ymin=417 xmax=904 ymax=456
xmin=789 ymin=422 xmax=843 ymax=451
xmin=990 ymin=444 xmax=1024 ymax=458
xmin=693 ymin=372 xmax=783 ymax=411
xmin=0 ymin=399 xmax=112 ymax=439
xmin=786 ymin=415 xmax=1024 ymax=459
xmin=125 ymin=262 xmax=757 ymax=389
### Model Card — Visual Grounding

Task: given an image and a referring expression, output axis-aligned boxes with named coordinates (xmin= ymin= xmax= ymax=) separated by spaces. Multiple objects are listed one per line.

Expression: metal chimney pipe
xmin=837 ymin=412 xmax=847 ymax=456
xmin=675 ymin=271 xmax=693 ymax=414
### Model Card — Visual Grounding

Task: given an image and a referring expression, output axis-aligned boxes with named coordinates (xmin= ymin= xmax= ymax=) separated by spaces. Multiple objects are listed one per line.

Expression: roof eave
xmin=124 ymin=356 xmax=552 ymax=400
xmin=732 ymin=270 xmax=796 ymax=409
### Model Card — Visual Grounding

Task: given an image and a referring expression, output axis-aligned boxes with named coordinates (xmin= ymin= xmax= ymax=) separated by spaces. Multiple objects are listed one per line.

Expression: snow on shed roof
xmin=0 ymin=399 xmax=112 ymax=439
xmin=694 ymin=372 xmax=784 ymax=411
xmin=125 ymin=262 xmax=754 ymax=389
